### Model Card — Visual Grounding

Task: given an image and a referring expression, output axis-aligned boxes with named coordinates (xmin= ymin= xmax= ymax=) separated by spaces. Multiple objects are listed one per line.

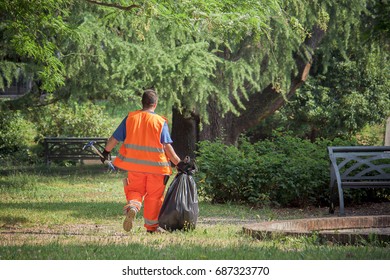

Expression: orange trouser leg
xmin=124 ymin=172 xmax=146 ymax=212
xmin=143 ymin=174 xmax=166 ymax=231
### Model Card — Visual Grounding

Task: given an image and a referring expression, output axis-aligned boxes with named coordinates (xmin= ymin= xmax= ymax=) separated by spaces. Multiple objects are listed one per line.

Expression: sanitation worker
xmin=100 ymin=89 xmax=184 ymax=233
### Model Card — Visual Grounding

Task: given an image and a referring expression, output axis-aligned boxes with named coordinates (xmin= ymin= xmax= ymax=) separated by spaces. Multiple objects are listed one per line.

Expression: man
xmin=100 ymin=89 xmax=183 ymax=233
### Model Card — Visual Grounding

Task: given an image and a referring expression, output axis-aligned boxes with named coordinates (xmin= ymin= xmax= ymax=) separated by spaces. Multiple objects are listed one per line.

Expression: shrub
xmin=196 ymin=139 xmax=250 ymax=203
xmin=196 ymin=136 xmax=364 ymax=208
xmin=27 ymin=101 xmax=113 ymax=141
xmin=0 ymin=110 xmax=36 ymax=158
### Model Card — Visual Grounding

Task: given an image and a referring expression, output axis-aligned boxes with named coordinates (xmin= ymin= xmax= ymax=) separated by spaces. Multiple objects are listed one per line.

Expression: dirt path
xmin=1 ymin=202 xmax=389 ymax=246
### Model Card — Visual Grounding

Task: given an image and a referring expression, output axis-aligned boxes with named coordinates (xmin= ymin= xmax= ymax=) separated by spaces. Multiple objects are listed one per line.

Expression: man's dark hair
xmin=142 ymin=89 xmax=158 ymax=108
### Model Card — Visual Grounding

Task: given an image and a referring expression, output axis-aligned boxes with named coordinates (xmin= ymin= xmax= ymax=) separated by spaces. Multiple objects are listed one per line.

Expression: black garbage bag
xmin=158 ymin=157 xmax=199 ymax=231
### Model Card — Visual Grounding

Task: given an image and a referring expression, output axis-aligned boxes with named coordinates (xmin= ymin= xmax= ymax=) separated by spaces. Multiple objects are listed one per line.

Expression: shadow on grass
xmin=0 ymin=164 xmax=125 ymax=178
xmin=1 ymin=201 xmax=125 ymax=220
xmin=0 ymin=215 xmax=29 ymax=225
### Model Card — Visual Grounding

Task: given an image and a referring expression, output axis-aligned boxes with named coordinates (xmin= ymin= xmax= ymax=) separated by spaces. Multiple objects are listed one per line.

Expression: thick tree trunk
xmin=171 ymin=25 xmax=326 ymax=157
xmin=199 ymin=97 xmax=237 ymax=143
xmin=170 ymin=107 xmax=199 ymax=159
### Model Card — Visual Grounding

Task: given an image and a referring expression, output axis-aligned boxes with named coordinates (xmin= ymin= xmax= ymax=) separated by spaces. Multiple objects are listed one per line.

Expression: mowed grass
xmin=0 ymin=164 xmax=389 ymax=260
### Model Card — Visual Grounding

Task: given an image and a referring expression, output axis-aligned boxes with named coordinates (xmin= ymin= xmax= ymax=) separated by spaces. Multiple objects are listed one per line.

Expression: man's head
xmin=142 ymin=89 xmax=158 ymax=110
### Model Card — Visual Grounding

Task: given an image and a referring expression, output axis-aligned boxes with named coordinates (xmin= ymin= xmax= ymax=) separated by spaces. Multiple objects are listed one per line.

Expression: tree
xmin=247 ymin=0 xmax=390 ymax=142
xmin=0 ymin=0 xmax=71 ymax=98
xmin=1 ymin=1 xmax=384 ymax=159
xmin=0 ymin=0 xmax=143 ymax=110
xmin=172 ymin=0 xmax=372 ymax=158
xmin=248 ymin=50 xmax=390 ymax=142
xmin=1 ymin=0 xmax=239 ymax=109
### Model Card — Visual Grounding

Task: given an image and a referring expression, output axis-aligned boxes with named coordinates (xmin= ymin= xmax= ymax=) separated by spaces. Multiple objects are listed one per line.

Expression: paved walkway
xmin=243 ymin=215 xmax=390 ymax=244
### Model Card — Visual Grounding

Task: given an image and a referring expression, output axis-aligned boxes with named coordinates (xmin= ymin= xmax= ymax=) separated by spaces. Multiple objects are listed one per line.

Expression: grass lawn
xmin=0 ymin=164 xmax=389 ymax=260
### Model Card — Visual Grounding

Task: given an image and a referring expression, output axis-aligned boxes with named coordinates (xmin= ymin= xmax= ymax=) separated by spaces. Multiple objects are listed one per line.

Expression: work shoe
xmin=123 ymin=207 xmax=136 ymax=232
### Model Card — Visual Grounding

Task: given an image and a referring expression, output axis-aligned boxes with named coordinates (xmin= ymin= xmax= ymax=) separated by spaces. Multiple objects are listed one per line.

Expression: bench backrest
xmin=328 ymin=146 xmax=390 ymax=182
xmin=44 ymin=137 xmax=109 ymax=160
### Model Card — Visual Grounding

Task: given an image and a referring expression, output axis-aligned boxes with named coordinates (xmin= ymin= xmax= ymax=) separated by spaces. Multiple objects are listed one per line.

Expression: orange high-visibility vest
xmin=113 ymin=110 xmax=172 ymax=175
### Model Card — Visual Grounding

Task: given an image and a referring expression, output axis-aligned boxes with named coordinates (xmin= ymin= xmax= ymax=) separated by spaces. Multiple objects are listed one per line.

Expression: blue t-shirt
xmin=112 ymin=113 xmax=173 ymax=144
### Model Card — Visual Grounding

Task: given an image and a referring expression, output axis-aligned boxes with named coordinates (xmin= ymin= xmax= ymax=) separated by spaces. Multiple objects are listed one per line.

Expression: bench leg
xmin=329 ymin=167 xmax=337 ymax=214
xmin=329 ymin=180 xmax=337 ymax=214
xmin=329 ymin=202 xmax=335 ymax=214
xmin=44 ymin=140 xmax=50 ymax=166
xmin=337 ymin=183 xmax=346 ymax=216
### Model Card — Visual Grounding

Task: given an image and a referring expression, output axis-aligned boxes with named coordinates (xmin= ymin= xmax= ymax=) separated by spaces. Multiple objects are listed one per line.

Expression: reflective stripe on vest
xmin=117 ymin=154 xmax=170 ymax=167
xmin=124 ymin=143 xmax=164 ymax=153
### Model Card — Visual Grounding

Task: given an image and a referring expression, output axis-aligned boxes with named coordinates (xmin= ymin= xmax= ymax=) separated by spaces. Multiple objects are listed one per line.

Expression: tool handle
xmin=91 ymin=145 xmax=104 ymax=158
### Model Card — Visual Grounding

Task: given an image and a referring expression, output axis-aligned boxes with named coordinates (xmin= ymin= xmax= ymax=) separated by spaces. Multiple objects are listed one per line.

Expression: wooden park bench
xmin=44 ymin=137 xmax=110 ymax=165
xmin=328 ymin=146 xmax=390 ymax=216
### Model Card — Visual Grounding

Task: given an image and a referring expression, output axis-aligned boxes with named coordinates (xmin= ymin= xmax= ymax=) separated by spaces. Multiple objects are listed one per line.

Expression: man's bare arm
xmin=163 ymin=143 xmax=181 ymax=165
xmin=104 ymin=136 xmax=119 ymax=152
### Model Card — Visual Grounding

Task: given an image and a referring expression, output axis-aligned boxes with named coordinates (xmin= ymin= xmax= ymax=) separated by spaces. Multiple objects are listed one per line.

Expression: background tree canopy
xmin=1 ymin=0 xmax=389 ymax=158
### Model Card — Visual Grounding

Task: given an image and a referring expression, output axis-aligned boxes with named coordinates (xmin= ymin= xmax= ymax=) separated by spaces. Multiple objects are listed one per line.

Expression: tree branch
xmin=233 ymin=25 xmax=326 ymax=132
xmin=85 ymin=0 xmax=140 ymax=11
xmin=1 ymin=80 xmax=72 ymax=111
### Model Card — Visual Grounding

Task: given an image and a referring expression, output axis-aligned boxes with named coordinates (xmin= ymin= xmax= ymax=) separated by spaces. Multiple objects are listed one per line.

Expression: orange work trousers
xmin=124 ymin=172 xmax=166 ymax=231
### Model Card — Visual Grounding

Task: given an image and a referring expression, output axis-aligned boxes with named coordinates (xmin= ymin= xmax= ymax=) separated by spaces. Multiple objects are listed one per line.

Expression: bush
xmin=27 ymin=101 xmax=113 ymax=141
xmin=0 ymin=110 xmax=36 ymax=159
xmin=196 ymin=136 xmax=362 ymax=208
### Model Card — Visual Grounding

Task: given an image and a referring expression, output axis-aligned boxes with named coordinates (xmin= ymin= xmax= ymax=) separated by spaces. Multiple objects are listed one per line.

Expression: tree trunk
xmin=170 ymin=107 xmax=199 ymax=159
xmin=199 ymin=97 xmax=237 ymax=143
xmin=171 ymin=25 xmax=326 ymax=157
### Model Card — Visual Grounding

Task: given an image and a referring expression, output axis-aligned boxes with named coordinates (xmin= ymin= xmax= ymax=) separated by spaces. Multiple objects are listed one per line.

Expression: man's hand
xmin=100 ymin=149 xmax=110 ymax=164
xmin=176 ymin=161 xmax=187 ymax=172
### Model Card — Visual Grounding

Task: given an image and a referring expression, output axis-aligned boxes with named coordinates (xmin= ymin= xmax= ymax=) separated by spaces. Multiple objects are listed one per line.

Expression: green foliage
xmin=26 ymin=101 xmax=113 ymax=141
xmin=356 ymin=124 xmax=386 ymax=146
xmin=0 ymin=110 xmax=36 ymax=157
xmin=249 ymin=47 xmax=390 ymax=141
xmin=0 ymin=0 xmax=72 ymax=92
xmin=0 ymin=61 xmax=30 ymax=90
xmin=0 ymin=2 xmax=317 ymax=106
xmin=2 ymin=0 xmax=381 ymax=126
xmin=363 ymin=0 xmax=390 ymax=45
xmin=196 ymin=136 xmax=361 ymax=207
xmin=2 ymin=0 xmax=387 ymax=165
